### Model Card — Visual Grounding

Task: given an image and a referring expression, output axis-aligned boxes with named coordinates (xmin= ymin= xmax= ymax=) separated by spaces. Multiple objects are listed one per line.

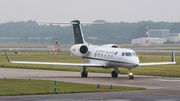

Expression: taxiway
xmin=0 ymin=68 xmax=180 ymax=101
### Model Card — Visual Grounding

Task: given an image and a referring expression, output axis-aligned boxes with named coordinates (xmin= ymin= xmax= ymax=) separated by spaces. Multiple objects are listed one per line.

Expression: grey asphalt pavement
xmin=0 ymin=68 xmax=180 ymax=101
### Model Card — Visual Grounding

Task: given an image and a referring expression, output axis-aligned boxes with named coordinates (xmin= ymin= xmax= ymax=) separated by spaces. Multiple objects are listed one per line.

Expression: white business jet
xmin=4 ymin=20 xmax=176 ymax=79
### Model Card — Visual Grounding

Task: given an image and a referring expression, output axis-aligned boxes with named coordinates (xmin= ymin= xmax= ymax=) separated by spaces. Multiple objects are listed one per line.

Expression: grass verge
xmin=0 ymin=79 xmax=145 ymax=96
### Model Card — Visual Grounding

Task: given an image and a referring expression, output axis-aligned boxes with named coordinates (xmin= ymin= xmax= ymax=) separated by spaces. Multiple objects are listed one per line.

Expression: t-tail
xmin=71 ymin=20 xmax=86 ymax=44
xmin=38 ymin=20 xmax=103 ymax=45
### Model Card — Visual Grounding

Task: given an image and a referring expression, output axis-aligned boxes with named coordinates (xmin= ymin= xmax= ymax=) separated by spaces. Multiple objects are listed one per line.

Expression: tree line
xmin=0 ymin=20 xmax=180 ymax=44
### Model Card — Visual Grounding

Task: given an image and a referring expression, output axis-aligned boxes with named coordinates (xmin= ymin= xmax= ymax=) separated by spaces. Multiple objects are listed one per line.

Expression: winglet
xmin=4 ymin=50 xmax=11 ymax=62
xmin=172 ymin=50 xmax=175 ymax=62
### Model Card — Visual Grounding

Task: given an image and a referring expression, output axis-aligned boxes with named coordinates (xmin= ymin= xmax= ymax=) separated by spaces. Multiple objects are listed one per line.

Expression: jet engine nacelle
xmin=70 ymin=44 xmax=89 ymax=57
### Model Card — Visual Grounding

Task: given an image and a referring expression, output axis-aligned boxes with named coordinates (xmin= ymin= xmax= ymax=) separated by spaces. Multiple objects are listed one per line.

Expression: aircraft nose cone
xmin=131 ymin=57 xmax=139 ymax=67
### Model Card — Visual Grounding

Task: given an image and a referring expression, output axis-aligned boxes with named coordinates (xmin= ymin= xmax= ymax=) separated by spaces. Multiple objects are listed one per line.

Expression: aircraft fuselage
xmin=70 ymin=44 xmax=139 ymax=69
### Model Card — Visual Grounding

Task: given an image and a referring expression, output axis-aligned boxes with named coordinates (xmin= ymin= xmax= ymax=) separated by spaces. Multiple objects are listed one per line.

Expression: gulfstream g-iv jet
xmin=4 ymin=20 xmax=176 ymax=79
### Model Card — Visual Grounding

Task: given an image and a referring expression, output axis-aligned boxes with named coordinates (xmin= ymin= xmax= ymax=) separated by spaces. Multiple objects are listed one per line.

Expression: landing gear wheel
xmin=85 ymin=71 xmax=88 ymax=77
xmin=81 ymin=71 xmax=85 ymax=77
xmin=81 ymin=71 xmax=88 ymax=78
xmin=111 ymin=71 xmax=115 ymax=78
xmin=115 ymin=73 xmax=118 ymax=78
xmin=129 ymin=75 xmax=134 ymax=80
xmin=111 ymin=71 xmax=118 ymax=78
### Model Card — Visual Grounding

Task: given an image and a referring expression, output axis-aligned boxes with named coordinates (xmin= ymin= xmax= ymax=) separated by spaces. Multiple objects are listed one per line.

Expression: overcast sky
xmin=0 ymin=0 xmax=180 ymax=24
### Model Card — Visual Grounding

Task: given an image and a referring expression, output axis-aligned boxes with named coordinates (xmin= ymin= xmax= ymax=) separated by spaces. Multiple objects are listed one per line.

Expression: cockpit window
xmin=125 ymin=52 xmax=132 ymax=56
xmin=132 ymin=52 xmax=137 ymax=57
xmin=122 ymin=52 xmax=125 ymax=56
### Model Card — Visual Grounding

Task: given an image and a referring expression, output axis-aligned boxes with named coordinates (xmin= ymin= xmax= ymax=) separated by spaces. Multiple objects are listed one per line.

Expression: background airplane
xmin=5 ymin=20 xmax=176 ymax=80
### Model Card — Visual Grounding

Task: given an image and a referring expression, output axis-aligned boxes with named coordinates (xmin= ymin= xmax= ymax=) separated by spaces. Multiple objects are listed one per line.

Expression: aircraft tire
xmin=129 ymin=75 xmax=134 ymax=80
xmin=81 ymin=71 xmax=88 ymax=78
xmin=111 ymin=71 xmax=115 ymax=78
xmin=115 ymin=73 xmax=118 ymax=78
xmin=85 ymin=71 xmax=88 ymax=77
xmin=81 ymin=71 xmax=85 ymax=77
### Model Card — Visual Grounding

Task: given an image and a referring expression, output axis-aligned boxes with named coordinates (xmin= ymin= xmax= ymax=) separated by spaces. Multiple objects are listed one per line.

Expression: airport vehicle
xmin=4 ymin=20 xmax=176 ymax=79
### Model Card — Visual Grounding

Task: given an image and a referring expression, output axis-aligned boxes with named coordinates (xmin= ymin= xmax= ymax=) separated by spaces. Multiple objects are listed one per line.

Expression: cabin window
xmin=101 ymin=54 xmax=103 ymax=57
xmin=104 ymin=54 xmax=106 ymax=58
xmin=125 ymin=52 xmax=132 ymax=56
xmin=107 ymin=54 xmax=110 ymax=58
xmin=98 ymin=53 xmax=100 ymax=57
xmin=94 ymin=53 xmax=97 ymax=57
xmin=111 ymin=55 xmax=113 ymax=58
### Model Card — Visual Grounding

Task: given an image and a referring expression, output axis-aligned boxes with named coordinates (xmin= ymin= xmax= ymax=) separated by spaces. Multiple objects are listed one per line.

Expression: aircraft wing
xmin=139 ymin=62 xmax=176 ymax=66
xmin=139 ymin=50 xmax=176 ymax=66
xmin=4 ymin=50 xmax=103 ymax=67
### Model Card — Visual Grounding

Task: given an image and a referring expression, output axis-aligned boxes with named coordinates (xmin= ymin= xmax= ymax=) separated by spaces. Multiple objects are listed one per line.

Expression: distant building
xmin=149 ymin=29 xmax=169 ymax=38
xmin=132 ymin=38 xmax=167 ymax=45
xmin=131 ymin=29 xmax=169 ymax=45
xmin=169 ymin=33 xmax=180 ymax=42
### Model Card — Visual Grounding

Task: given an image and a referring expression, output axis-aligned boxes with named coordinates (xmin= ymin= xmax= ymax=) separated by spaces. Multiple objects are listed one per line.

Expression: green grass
xmin=0 ymin=79 xmax=145 ymax=96
xmin=0 ymin=50 xmax=180 ymax=77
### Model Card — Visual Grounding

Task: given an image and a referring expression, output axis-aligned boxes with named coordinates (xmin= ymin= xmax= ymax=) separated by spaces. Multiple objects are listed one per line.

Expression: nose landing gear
xmin=128 ymin=73 xmax=134 ymax=80
xmin=128 ymin=69 xmax=134 ymax=80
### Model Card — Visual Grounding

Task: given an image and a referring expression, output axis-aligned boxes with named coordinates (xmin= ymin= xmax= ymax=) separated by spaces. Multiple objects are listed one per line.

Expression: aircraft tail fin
xmin=71 ymin=20 xmax=86 ymax=44
xmin=38 ymin=20 xmax=103 ymax=45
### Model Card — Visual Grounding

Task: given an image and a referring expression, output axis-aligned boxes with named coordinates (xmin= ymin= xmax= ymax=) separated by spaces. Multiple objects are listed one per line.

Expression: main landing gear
xmin=111 ymin=67 xmax=120 ymax=78
xmin=128 ymin=68 xmax=134 ymax=80
xmin=81 ymin=66 xmax=88 ymax=77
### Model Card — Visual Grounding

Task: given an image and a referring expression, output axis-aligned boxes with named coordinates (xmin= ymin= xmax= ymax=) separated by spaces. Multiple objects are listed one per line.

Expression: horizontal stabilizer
xmin=38 ymin=22 xmax=103 ymax=25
